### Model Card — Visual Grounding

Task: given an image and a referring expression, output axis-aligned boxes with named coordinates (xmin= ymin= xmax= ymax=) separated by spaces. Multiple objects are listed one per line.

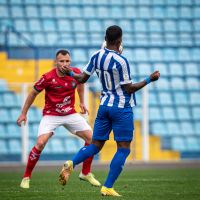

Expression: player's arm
xmin=68 ymin=70 xmax=90 ymax=84
xmin=16 ymin=88 xmax=39 ymax=126
xmin=77 ymin=83 xmax=89 ymax=114
xmin=122 ymin=71 xmax=160 ymax=94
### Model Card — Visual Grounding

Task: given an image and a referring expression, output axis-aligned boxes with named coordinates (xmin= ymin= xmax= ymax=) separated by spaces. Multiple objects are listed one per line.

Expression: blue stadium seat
xmin=180 ymin=6 xmax=192 ymax=19
xmin=174 ymin=92 xmax=188 ymax=105
xmin=0 ymin=124 xmax=6 ymax=138
xmin=42 ymin=141 xmax=52 ymax=154
xmin=186 ymin=136 xmax=200 ymax=151
xmin=122 ymin=33 xmax=135 ymax=46
xmin=88 ymin=20 xmax=102 ymax=32
xmin=170 ymin=77 xmax=185 ymax=90
xmin=190 ymin=92 xmax=200 ymax=105
xmin=29 ymin=19 xmax=42 ymax=31
xmin=149 ymin=92 xmax=158 ymax=106
xmin=134 ymin=20 xmax=147 ymax=32
xmin=162 ymin=107 xmax=176 ymax=120
xmin=46 ymin=33 xmax=58 ymax=46
xmin=192 ymin=107 xmax=200 ymax=120
xmin=0 ymin=140 xmax=8 ymax=154
xmin=152 ymin=6 xmax=165 ymax=19
xmin=164 ymin=20 xmax=177 ymax=32
xmin=192 ymin=48 xmax=200 ymax=61
xmin=134 ymin=49 xmax=148 ymax=62
xmin=178 ymin=20 xmax=192 ymax=32
xmin=28 ymin=107 xmax=40 ymax=123
xmin=134 ymin=33 xmax=149 ymax=46
xmin=171 ymin=137 xmax=186 ymax=151
xmin=150 ymin=33 xmax=164 ymax=46
xmin=166 ymin=6 xmax=178 ymax=19
xmin=83 ymin=6 xmax=96 ymax=18
xmin=97 ymin=6 xmax=110 ymax=18
xmin=180 ymin=122 xmax=194 ymax=135
xmin=167 ymin=122 xmax=180 ymax=135
xmin=185 ymin=63 xmax=199 ymax=76
xmin=33 ymin=33 xmax=46 ymax=45
xmin=118 ymin=20 xmax=133 ymax=32
xmin=75 ymin=33 xmax=89 ymax=46
xmin=169 ymin=63 xmax=184 ymax=76
xmin=11 ymin=5 xmax=24 ymax=18
xmin=10 ymin=108 xmax=21 ymax=122
xmin=111 ymin=6 xmax=123 ymax=19
xmin=64 ymin=138 xmax=80 ymax=153
xmin=155 ymin=77 xmax=170 ymax=90
xmin=102 ymin=19 xmax=117 ymax=30
xmin=51 ymin=139 xmax=65 ymax=154
xmin=163 ymin=48 xmax=177 ymax=61
xmin=195 ymin=122 xmax=200 ymax=135
xmin=57 ymin=19 xmax=72 ymax=32
xmin=14 ymin=19 xmax=28 ymax=32
xmin=124 ymin=7 xmax=137 ymax=18
xmin=158 ymin=92 xmax=173 ymax=105
xmin=149 ymin=107 xmax=162 ymax=120
xmin=138 ymin=7 xmax=151 ymax=19
xmin=72 ymin=49 xmax=87 ymax=63
xmin=149 ymin=20 xmax=162 ymax=32
xmin=151 ymin=122 xmax=168 ymax=136
xmin=7 ymin=124 xmax=21 ymax=138
xmin=193 ymin=7 xmax=200 ymax=18
xmin=28 ymin=138 xmax=35 ymax=151
xmin=165 ymin=33 xmax=179 ymax=46
xmin=43 ymin=19 xmax=56 ymax=31
xmin=154 ymin=63 xmax=168 ymax=76
xmin=40 ymin=6 xmax=54 ymax=18
xmin=29 ymin=123 xmax=38 ymax=137
xmin=9 ymin=0 xmax=23 ymax=4
xmin=90 ymin=33 xmax=104 ymax=45
xmin=138 ymin=63 xmax=152 ymax=76
xmin=178 ymin=48 xmax=191 ymax=61
xmin=149 ymin=48 xmax=163 ymax=62
xmin=0 ymin=6 xmax=9 ymax=18
xmin=55 ymin=126 xmax=69 ymax=137
xmin=179 ymin=33 xmax=193 ymax=46
xmin=0 ymin=108 xmax=10 ymax=123
xmin=177 ymin=106 xmax=191 ymax=120
xmin=68 ymin=6 xmax=82 ymax=18
xmin=25 ymin=6 xmax=39 ymax=17
xmin=55 ymin=6 xmax=68 ymax=18
xmin=193 ymin=20 xmax=200 ymax=32
xmin=8 ymin=139 xmax=21 ymax=154
xmin=73 ymin=19 xmax=87 ymax=32
xmin=186 ymin=77 xmax=200 ymax=90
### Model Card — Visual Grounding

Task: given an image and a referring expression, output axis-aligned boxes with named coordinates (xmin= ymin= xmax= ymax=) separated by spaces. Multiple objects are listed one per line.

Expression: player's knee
xmin=35 ymin=140 xmax=46 ymax=151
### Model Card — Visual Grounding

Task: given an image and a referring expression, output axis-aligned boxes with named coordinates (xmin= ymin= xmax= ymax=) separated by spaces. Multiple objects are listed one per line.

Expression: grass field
xmin=0 ymin=167 xmax=200 ymax=200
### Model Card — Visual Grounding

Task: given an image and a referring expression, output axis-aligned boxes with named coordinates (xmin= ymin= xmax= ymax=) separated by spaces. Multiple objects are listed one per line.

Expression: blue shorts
xmin=92 ymin=105 xmax=134 ymax=142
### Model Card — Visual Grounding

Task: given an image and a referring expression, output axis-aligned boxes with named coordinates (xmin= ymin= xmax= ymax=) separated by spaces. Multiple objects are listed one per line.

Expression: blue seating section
xmin=0 ymin=1 xmax=200 ymax=159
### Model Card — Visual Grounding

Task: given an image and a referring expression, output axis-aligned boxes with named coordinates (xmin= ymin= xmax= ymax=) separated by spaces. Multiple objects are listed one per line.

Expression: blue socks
xmin=72 ymin=144 xmax=99 ymax=167
xmin=104 ymin=148 xmax=130 ymax=188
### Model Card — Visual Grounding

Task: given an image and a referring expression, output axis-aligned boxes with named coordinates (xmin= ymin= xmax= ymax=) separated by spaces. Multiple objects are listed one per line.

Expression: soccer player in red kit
xmin=17 ymin=49 xmax=101 ymax=189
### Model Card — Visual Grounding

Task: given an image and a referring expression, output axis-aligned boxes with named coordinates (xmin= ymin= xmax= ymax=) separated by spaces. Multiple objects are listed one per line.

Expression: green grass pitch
xmin=0 ymin=167 xmax=200 ymax=200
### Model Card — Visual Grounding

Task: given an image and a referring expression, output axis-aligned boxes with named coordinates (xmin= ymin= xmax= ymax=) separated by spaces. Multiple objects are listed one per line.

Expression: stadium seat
xmin=149 ymin=48 xmax=163 ymax=62
xmin=174 ymin=92 xmax=188 ymax=105
xmin=7 ymin=124 xmax=21 ymax=138
xmin=178 ymin=48 xmax=191 ymax=61
xmin=195 ymin=122 xmax=200 ymax=135
xmin=180 ymin=122 xmax=194 ymax=135
xmin=29 ymin=123 xmax=38 ymax=137
xmin=69 ymin=6 xmax=82 ymax=18
xmin=166 ymin=6 xmax=178 ymax=19
xmin=134 ymin=20 xmax=148 ymax=32
xmin=171 ymin=137 xmax=186 ymax=151
xmin=0 ymin=140 xmax=8 ymax=154
xmin=134 ymin=49 xmax=148 ymax=62
xmin=0 ymin=108 xmax=10 ymax=123
xmin=149 ymin=107 xmax=162 ymax=120
xmin=186 ymin=137 xmax=200 ymax=151
xmin=14 ymin=19 xmax=28 ymax=32
xmin=149 ymin=20 xmax=162 ymax=32
xmin=185 ymin=63 xmax=199 ymax=76
xmin=83 ymin=6 xmax=96 ymax=18
xmin=29 ymin=19 xmax=42 ymax=32
xmin=8 ymin=139 xmax=21 ymax=154
xmin=72 ymin=49 xmax=87 ymax=63
xmin=43 ymin=19 xmax=56 ymax=32
xmin=165 ymin=33 xmax=179 ymax=46
xmin=51 ymin=139 xmax=65 ymax=154
xmin=167 ymin=122 xmax=180 ymax=135
xmin=33 ymin=33 xmax=46 ymax=46
xmin=151 ymin=122 xmax=168 ymax=136
xmin=138 ymin=7 xmax=151 ymax=19
xmin=10 ymin=108 xmax=21 ymax=122
xmin=11 ymin=5 xmax=24 ymax=18
xmin=177 ymin=106 xmax=191 ymax=120
xmin=124 ymin=7 xmax=137 ymax=18
xmin=40 ymin=6 xmax=54 ymax=18
xmin=25 ymin=5 xmax=39 ymax=18
xmin=192 ymin=48 xmax=200 ymax=61
xmin=0 ymin=6 xmax=9 ymax=18
xmin=110 ymin=6 xmax=123 ymax=19
xmin=162 ymin=107 xmax=176 ymax=120
xmin=158 ymin=92 xmax=173 ymax=105
xmin=64 ymin=138 xmax=80 ymax=154
xmin=73 ymin=19 xmax=87 ymax=32
xmin=189 ymin=92 xmax=200 ymax=105
xmin=0 ymin=124 xmax=6 ymax=138
xmin=179 ymin=33 xmax=193 ymax=46
xmin=57 ymin=19 xmax=72 ymax=32
xmin=170 ymin=77 xmax=185 ymax=90
xmin=138 ymin=63 xmax=152 ymax=76
xmin=88 ymin=20 xmax=102 ymax=32
xmin=186 ymin=77 xmax=200 ymax=90
xmin=0 ymin=79 xmax=8 ymax=91
xmin=55 ymin=6 xmax=68 ymax=18
xmin=152 ymin=6 xmax=165 ymax=19
xmin=163 ymin=48 xmax=177 ymax=61
xmin=169 ymin=63 xmax=184 ymax=76
xmin=164 ymin=20 xmax=177 ymax=32
xmin=192 ymin=107 xmax=200 ymax=120
xmin=74 ymin=33 xmax=89 ymax=46
xmin=118 ymin=20 xmax=133 ymax=32
xmin=155 ymin=77 xmax=170 ymax=90
xmin=97 ymin=6 xmax=109 ymax=18
xmin=178 ymin=20 xmax=192 ymax=32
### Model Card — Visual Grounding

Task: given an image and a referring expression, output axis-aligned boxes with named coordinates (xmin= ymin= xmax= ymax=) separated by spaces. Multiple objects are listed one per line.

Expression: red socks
xmin=23 ymin=146 xmax=41 ymax=178
xmin=81 ymin=142 xmax=93 ymax=175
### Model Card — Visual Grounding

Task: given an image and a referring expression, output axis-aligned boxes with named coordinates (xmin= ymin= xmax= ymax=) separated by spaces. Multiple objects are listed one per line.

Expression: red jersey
xmin=34 ymin=67 xmax=81 ymax=116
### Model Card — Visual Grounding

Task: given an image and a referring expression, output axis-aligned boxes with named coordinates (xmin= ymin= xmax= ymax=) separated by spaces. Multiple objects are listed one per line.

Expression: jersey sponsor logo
xmin=71 ymin=81 xmax=77 ymax=89
xmin=55 ymin=107 xmax=72 ymax=114
xmin=54 ymin=86 xmax=62 ymax=89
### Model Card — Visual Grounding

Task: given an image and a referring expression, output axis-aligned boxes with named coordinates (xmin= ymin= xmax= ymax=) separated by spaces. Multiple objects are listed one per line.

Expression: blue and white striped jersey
xmin=83 ymin=48 xmax=136 ymax=108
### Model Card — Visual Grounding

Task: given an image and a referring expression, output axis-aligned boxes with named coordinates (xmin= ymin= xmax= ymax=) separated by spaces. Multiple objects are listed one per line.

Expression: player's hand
xmin=63 ymin=66 xmax=73 ymax=75
xmin=150 ymin=71 xmax=160 ymax=82
xmin=16 ymin=113 xmax=27 ymax=127
xmin=79 ymin=103 xmax=89 ymax=115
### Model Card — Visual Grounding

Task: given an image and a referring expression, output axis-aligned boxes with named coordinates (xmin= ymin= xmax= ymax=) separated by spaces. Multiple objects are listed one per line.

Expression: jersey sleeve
xmin=119 ymin=58 xmax=132 ymax=85
xmin=83 ymin=53 xmax=97 ymax=75
xmin=33 ymin=75 xmax=47 ymax=92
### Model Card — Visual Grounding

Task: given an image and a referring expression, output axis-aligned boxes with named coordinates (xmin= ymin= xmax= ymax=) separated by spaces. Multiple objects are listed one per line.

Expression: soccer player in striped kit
xmin=59 ymin=26 xmax=160 ymax=196
xmin=17 ymin=50 xmax=101 ymax=189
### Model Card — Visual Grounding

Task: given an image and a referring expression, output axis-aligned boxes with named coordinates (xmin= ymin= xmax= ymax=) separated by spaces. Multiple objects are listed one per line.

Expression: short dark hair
xmin=105 ymin=25 xmax=122 ymax=45
xmin=56 ymin=49 xmax=70 ymax=57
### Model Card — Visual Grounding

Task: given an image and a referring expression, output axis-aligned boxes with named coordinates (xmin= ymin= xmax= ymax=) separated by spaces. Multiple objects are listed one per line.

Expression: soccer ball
xmin=101 ymin=41 xmax=123 ymax=54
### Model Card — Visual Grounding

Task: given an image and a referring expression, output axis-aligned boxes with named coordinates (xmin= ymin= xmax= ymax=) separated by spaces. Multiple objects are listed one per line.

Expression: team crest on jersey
xmin=71 ymin=81 xmax=76 ymax=89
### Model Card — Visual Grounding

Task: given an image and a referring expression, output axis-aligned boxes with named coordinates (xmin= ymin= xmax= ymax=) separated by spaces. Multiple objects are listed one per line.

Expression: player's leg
xmin=20 ymin=132 xmax=53 ymax=189
xmin=59 ymin=107 xmax=110 ymax=186
xmin=101 ymin=107 xmax=133 ymax=196
xmin=21 ymin=116 xmax=59 ymax=189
